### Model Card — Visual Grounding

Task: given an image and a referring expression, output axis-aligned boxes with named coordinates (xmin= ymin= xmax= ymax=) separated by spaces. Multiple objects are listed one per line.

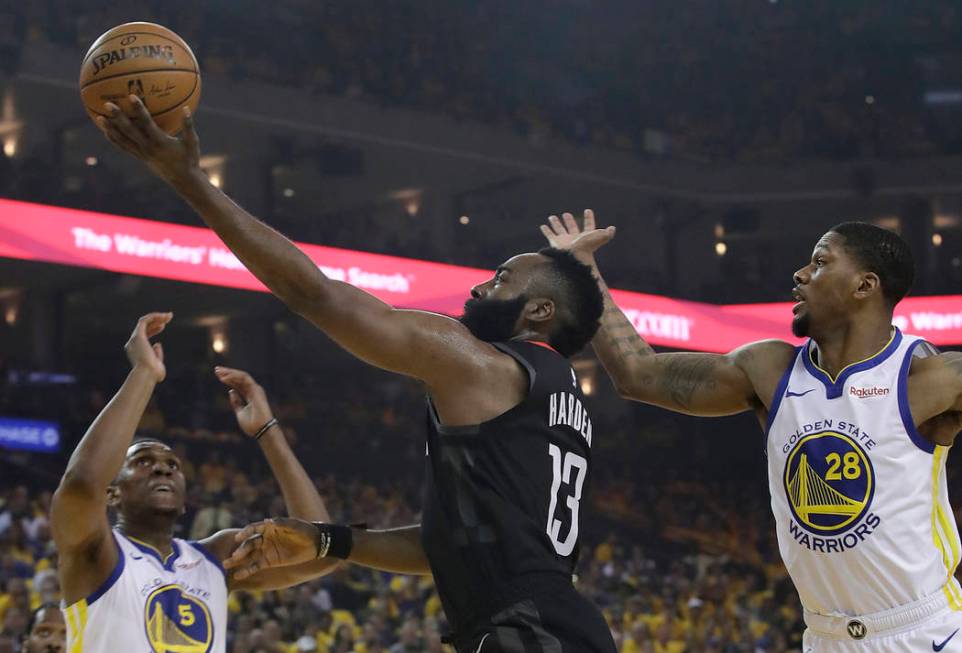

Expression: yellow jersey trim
xmin=808 ymin=330 xmax=897 ymax=384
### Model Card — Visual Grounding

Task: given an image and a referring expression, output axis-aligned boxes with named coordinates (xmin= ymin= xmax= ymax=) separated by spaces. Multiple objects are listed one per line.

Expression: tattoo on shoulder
xmin=658 ymin=357 xmax=719 ymax=409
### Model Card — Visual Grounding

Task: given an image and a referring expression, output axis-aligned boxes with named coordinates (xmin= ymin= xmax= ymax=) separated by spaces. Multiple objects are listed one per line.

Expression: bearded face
xmin=459 ymin=295 xmax=528 ymax=343
xmin=791 ymin=309 xmax=811 ymax=338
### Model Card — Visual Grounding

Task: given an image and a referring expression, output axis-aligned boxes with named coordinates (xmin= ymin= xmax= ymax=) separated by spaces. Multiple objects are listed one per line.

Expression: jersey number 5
xmin=547 ymin=443 xmax=587 ymax=556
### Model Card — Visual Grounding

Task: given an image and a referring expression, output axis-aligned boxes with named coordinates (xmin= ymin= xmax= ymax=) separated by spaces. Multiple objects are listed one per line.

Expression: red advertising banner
xmin=2 ymin=198 xmax=960 ymax=351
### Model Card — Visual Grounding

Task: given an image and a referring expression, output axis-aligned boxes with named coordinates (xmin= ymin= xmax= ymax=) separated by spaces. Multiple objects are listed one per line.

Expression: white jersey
xmin=63 ymin=529 xmax=227 ymax=653
xmin=766 ymin=328 xmax=962 ymax=617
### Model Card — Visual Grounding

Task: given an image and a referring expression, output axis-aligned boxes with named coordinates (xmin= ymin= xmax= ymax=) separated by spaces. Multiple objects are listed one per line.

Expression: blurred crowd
xmin=2 ymin=334 xmax=962 ymax=653
xmin=1 ymin=1 xmax=960 ymax=162
xmin=0 ymin=352 xmax=821 ymax=653
xmin=0 ymin=448 xmax=805 ymax=653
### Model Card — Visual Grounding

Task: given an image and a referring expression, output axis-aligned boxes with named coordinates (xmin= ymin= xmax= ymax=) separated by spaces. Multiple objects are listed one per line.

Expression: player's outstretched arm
xmin=52 ymin=312 xmax=171 ymax=603
xmin=96 ymin=98 xmax=493 ymax=388
xmin=224 ymin=518 xmax=431 ymax=582
xmin=201 ymin=367 xmax=342 ymax=590
xmin=216 ymin=366 xmax=331 ymax=521
xmin=542 ymin=212 xmax=789 ymax=416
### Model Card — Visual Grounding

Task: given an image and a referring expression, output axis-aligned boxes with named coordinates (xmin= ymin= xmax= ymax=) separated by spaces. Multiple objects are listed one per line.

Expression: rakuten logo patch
xmin=849 ymin=386 xmax=890 ymax=399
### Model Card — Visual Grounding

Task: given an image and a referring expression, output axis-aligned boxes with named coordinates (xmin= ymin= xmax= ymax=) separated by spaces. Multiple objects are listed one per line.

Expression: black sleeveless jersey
xmin=420 ymin=340 xmax=595 ymax=637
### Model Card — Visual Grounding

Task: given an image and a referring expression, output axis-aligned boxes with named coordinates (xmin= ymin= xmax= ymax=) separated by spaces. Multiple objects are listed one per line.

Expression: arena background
xmin=1 ymin=2 xmax=962 ymax=652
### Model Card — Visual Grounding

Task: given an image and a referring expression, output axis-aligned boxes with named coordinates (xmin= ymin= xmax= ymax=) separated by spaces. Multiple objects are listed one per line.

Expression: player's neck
xmin=812 ymin=319 xmax=894 ymax=378
xmin=511 ymin=328 xmax=548 ymax=347
xmin=116 ymin=518 xmax=177 ymax=557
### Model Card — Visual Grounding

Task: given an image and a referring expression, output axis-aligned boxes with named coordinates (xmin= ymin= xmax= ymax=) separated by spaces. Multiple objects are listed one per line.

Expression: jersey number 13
xmin=546 ymin=443 xmax=587 ymax=556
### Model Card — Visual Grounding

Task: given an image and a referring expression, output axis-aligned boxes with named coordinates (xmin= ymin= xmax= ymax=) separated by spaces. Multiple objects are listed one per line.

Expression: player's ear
xmin=106 ymin=484 xmax=120 ymax=508
xmin=524 ymin=298 xmax=555 ymax=324
xmin=854 ymin=272 xmax=881 ymax=300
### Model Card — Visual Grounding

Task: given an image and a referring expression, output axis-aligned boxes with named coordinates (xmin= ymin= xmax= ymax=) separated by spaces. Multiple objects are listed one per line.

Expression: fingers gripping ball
xmin=79 ymin=22 xmax=201 ymax=135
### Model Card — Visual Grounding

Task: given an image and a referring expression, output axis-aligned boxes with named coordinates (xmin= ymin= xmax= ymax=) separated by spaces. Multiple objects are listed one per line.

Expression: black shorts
xmin=448 ymin=588 xmax=617 ymax=653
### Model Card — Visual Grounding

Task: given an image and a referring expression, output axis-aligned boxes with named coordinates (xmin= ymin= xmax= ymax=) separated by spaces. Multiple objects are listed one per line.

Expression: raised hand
xmin=214 ymin=367 xmax=276 ymax=438
xmin=124 ymin=312 xmax=172 ymax=383
xmin=539 ymin=209 xmax=616 ymax=264
xmin=224 ymin=518 xmax=320 ymax=580
xmin=96 ymin=95 xmax=201 ymax=185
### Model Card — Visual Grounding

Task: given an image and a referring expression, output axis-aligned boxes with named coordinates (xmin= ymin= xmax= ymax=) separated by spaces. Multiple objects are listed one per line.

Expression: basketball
xmin=79 ymin=22 xmax=201 ymax=135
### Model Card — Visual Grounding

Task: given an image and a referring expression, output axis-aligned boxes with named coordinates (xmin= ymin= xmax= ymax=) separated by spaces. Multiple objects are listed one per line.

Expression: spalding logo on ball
xmin=79 ymin=22 xmax=201 ymax=135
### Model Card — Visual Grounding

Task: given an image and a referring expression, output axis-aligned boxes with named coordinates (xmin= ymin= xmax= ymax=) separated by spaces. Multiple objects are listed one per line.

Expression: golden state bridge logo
xmin=144 ymin=585 xmax=213 ymax=653
xmin=783 ymin=431 xmax=875 ymax=536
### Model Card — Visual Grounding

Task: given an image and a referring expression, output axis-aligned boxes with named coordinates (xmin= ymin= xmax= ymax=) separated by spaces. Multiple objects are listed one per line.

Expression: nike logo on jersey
xmin=785 ymin=388 xmax=815 ymax=398
xmin=130 ymin=554 xmax=144 ymax=560
xmin=934 ymin=628 xmax=959 ymax=651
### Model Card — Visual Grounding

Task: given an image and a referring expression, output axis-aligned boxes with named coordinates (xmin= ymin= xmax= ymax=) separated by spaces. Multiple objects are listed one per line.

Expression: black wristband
xmin=312 ymin=523 xmax=353 ymax=559
xmin=253 ymin=417 xmax=279 ymax=441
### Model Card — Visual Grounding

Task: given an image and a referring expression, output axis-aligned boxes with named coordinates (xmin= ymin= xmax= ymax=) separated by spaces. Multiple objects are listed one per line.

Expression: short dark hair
xmin=830 ymin=222 xmax=914 ymax=306
xmin=26 ymin=603 xmax=60 ymax=633
xmin=534 ymin=248 xmax=604 ymax=357
xmin=127 ymin=437 xmax=169 ymax=453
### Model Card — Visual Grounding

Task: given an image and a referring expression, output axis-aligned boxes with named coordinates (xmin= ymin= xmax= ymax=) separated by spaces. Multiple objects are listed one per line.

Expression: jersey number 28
xmin=546 ymin=443 xmax=587 ymax=556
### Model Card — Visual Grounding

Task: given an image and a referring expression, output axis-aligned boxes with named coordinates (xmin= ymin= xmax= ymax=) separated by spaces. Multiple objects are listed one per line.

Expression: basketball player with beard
xmin=96 ymin=99 xmax=616 ymax=653
xmin=539 ymin=211 xmax=962 ymax=652
xmin=52 ymin=313 xmax=340 ymax=653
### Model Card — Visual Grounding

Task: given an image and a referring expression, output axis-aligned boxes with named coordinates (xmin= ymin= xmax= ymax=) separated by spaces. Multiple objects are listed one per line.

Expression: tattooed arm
xmin=542 ymin=211 xmax=793 ymax=416
xmin=588 ymin=255 xmax=768 ymax=415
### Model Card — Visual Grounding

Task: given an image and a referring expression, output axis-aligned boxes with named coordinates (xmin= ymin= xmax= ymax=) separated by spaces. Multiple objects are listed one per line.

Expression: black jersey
xmin=421 ymin=340 xmax=596 ymax=640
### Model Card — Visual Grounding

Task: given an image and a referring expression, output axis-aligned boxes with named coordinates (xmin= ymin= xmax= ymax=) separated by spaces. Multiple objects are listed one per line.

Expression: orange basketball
xmin=79 ymin=22 xmax=201 ymax=135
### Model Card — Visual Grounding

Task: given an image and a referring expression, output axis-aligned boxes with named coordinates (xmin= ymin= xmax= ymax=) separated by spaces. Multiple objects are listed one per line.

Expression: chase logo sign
xmin=0 ymin=417 xmax=60 ymax=453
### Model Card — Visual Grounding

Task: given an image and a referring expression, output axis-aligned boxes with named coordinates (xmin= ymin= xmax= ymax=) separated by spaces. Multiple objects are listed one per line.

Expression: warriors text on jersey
xmin=420 ymin=340 xmax=602 ymax=640
xmin=766 ymin=328 xmax=962 ymax=616
xmin=63 ymin=529 xmax=227 ymax=653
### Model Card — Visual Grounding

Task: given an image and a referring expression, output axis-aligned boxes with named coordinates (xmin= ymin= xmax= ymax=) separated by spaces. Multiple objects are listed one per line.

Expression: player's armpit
xmin=50 ymin=514 xmax=118 ymax=607
xmin=947 ymin=353 xmax=962 ymax=413
xmin=907 ymin=352 xmax=962 ymax=426
xmin=918 ymin=411 xmax=962 ymax=448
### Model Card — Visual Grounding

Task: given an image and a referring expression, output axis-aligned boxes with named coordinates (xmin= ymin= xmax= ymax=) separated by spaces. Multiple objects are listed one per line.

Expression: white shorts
xmin=803 ymin=589 xmax=962 ymax=652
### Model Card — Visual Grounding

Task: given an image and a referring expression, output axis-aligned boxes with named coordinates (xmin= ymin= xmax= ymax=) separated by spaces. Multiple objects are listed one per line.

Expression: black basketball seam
xmin=82 ymin=31 xmax=195 ymax=67
xmin=80 ymin=67 xmax=198 ymax=92
xmin=85 ymin=75 xmax=199 ymax=120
